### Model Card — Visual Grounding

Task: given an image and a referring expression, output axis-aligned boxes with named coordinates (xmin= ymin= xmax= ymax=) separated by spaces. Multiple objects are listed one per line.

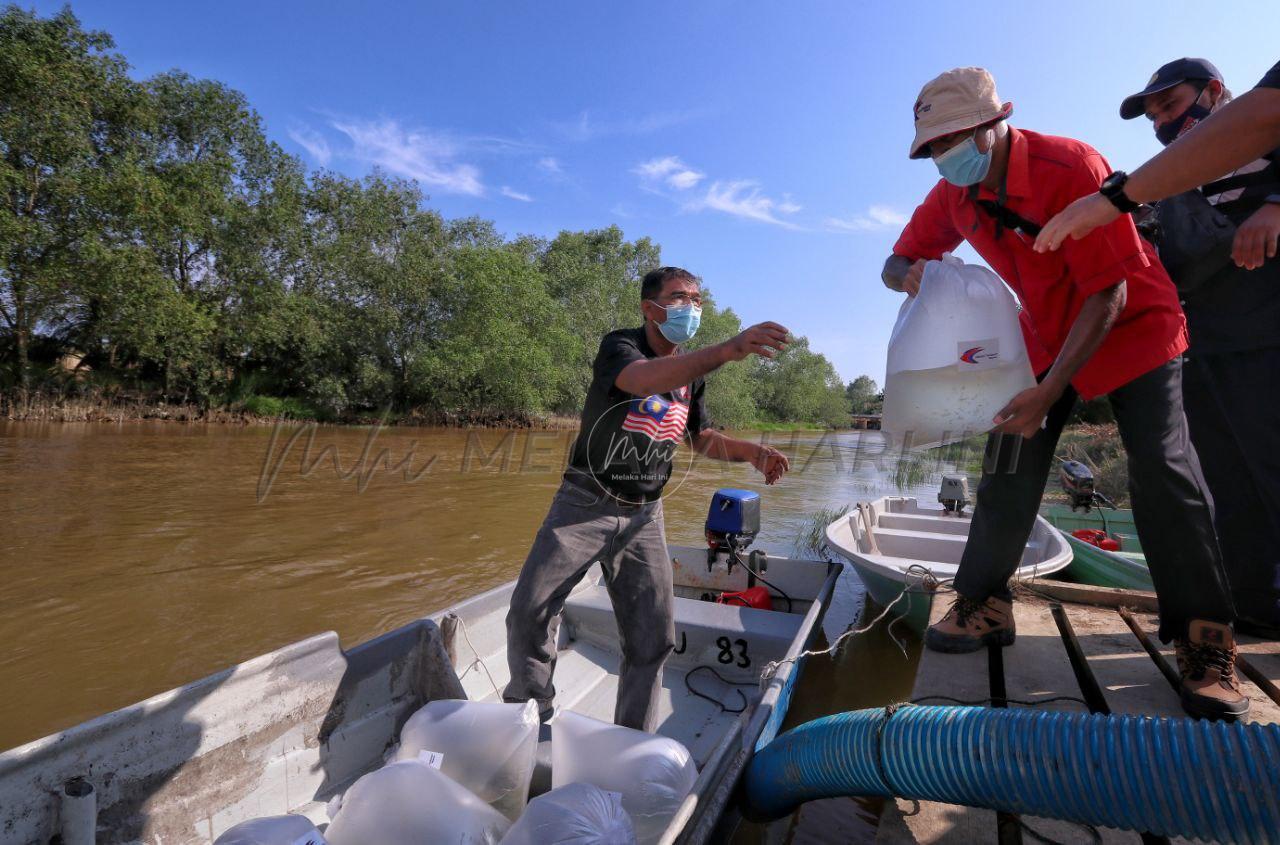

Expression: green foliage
xmin=750 ymin=336 xmax=850 ymax=428
xmin=846 ymin=375 xmax=882 ymax=415
xmin=0 ymin=6 xmax=851 ymax=428
xmin=1057 ymin=424 xmax=1129 ymax=506
xmin=240 ymin=394 xmax=319 ymax=419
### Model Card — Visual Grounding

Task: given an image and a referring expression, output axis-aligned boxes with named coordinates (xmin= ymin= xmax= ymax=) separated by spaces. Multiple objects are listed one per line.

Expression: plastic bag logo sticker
xmin=417 ymin=750 xmax=445 ymax=769
xmin=291 ymin=833 xmax=326 ymax=845
xmin=958 ymin=338 xmax=1001 ymax=370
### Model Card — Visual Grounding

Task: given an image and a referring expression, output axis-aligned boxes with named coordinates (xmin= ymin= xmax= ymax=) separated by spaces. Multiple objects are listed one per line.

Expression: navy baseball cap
xmin=1120 ymin=58 xmax=1223 ymax=119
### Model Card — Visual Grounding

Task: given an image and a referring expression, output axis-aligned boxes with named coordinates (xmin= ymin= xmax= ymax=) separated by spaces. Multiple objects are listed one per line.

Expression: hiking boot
xmin=1176 ymin=620 xmax=1250 ymax=721
xmin=924 ymin=594 xmax=1015 ymax=654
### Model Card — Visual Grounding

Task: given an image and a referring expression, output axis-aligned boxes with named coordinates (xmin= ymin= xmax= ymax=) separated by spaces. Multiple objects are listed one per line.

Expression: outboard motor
xmin=938 ymin=475 xmax=970 ymax=515
xmin=705 ymin=488 xmax=790 ymax=611
xmin=1060 ymin=460 xmax=1116 ymax=512
xmin=705 ymin=488 xmax=760 ymax=566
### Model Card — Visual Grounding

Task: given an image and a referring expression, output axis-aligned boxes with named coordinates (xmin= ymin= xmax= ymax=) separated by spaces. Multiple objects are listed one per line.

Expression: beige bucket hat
xmin=909 ymin=67 xmax=1013 ymax=159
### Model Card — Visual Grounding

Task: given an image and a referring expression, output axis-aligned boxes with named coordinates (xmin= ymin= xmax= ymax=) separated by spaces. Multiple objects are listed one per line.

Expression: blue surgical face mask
xmin=934 ymin=130 xmax=993 ymax=187
xmin=656 ymin=303 xmax=701 ymax=344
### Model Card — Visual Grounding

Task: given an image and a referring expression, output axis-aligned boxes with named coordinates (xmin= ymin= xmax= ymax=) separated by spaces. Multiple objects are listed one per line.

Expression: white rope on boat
xmin=759 ymin=564 xmax=947 ymax=685
xmin=453 ymin=614 xmax=503 ymax=701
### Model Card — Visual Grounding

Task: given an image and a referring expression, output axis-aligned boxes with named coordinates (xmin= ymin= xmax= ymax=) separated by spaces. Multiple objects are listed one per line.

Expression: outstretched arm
xmin=691 ymin=430 xmax=790 ymax=484
xmin=1125 ymin=87 xmax=1280 ymax=204
xmin=616 ymin=322 xmax=788 ymax=396
xmin=1035 ymin=87 xmax=1280 ymax=252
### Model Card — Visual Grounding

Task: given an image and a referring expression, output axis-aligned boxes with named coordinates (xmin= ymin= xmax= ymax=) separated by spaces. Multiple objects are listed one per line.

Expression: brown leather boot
xmin=1176 ymin=620 xmax=1250 ymax=721
xmin=924 ymin=594 xmax=1015 ymax=653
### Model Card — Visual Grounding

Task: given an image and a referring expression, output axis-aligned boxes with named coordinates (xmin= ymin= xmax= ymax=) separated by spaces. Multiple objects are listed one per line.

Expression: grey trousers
xmin=503 ymin=479 xmax=676 ymax=732
xmin=953 ymin=358 xmax=1235 ymax=642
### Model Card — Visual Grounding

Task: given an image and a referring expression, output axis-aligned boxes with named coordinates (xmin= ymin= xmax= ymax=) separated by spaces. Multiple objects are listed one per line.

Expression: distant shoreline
xmin=1 ymin=394 xmax=579 ymax=430
xmin=1 ymin=394 xmax=836 ymax=432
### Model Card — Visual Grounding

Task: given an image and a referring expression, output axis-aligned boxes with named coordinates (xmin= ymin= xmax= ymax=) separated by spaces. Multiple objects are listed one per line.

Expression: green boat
xmin=1041 ymin=503 xmax=1153 ymax=590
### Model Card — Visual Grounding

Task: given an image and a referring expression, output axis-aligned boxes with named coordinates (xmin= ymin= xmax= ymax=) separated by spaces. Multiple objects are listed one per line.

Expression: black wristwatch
xmin=1099 ymin=171 xmax=1140 ymax=213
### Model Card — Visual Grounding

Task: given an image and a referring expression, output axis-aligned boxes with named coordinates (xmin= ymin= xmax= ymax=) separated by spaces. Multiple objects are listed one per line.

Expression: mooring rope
xmin=759 ymin=566 xmax=946 ymax=685
xmin=453 ymin=614 xmax=503 ymax=701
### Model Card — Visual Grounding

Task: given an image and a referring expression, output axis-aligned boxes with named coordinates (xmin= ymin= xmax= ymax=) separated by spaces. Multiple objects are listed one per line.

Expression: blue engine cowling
xmin=705 ymin=488 xmax=760 ymax=551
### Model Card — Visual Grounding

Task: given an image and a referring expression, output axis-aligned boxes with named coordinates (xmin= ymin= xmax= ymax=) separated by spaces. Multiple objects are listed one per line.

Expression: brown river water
xmin=0 ymin=421 xmax=947 ymax=840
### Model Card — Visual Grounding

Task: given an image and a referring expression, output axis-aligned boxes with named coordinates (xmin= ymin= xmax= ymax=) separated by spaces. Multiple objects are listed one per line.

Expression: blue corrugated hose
xmin=744 ymin=705 xmax=1280 ymax=843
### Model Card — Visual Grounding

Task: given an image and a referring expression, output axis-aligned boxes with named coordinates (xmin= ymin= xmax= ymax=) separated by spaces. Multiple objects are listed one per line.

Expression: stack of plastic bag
xmin=213 ymin=815 xmax=325 ymax=845
xmin=324 ymin=759 xmax=511 ymax=845
xmin=551 ymin=711 xmax=698 ymax=844
xmin=501 ymin=782 xmax=635 ymax=844
xmin=882 ymin=254 xmax=1035 ymax=449
xmin=394 ymin=698 xmax=540 ymax=820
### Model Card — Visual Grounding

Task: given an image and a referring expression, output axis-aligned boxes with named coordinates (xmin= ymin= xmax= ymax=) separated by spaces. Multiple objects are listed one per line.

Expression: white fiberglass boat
xmin=825 ymin=483 xmax=1071 ymax=630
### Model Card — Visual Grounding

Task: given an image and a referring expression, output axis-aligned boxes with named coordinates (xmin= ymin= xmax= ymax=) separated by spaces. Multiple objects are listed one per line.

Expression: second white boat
xmin=825 ymin=478 xmax=1072 ymax=630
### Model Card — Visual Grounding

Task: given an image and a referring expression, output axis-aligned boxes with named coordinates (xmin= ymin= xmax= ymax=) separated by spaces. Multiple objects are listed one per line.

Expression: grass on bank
xmin=793 ymin=504 xmax=852 ymax=557
xmin=743 ymin=421 xmax=831 ymax=432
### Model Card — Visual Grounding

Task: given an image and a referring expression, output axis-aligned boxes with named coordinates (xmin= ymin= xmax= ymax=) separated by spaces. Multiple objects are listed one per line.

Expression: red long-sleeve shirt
xmin=893 ymin=127 xmax=1187 ymax=399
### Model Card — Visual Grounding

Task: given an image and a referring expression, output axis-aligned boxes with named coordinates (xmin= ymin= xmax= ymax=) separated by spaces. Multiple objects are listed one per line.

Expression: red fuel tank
xmin=716 ymin=586 xmax=773 ymax=611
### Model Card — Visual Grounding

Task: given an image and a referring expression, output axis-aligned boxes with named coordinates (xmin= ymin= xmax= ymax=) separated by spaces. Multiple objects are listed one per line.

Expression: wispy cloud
xmin=552 ymin=109 xmax=702 ymax=142
xmin=825 ymin=205 xmax=910 ymax=233
xmin=537 ymin=156 xmax=563 ymax=176
xmin=330 ymin=118 xmax=484 ymax=196
xmin=778 ymin=196 xmax=803 ymax=215
xmin=288 ymin=125 xmax=332 ymax=167
xmin=500 ymin=186 xmax=533 ymax=202
xmin=688 ymin=180 xmax=803 ymax=229
xmin=634 ymin=156 xmax=705 ymax=191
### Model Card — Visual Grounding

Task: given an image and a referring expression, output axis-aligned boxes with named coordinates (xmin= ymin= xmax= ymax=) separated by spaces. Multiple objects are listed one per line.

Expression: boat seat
xmin=562 ymin=585 xmax=803 ymax=680
xmin=878 ymin=512 xmax=971 ymax=536
xmin=869 ymin=526 xmax=968 ymax=563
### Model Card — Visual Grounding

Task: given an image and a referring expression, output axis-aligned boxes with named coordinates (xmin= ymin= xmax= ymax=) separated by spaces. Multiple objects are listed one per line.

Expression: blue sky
xmin=38 ymin=1 xmax=1277 ymax=384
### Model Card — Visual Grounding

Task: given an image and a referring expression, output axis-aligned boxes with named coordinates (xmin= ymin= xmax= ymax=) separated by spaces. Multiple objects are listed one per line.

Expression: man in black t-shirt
xmin=504 ymin=266 xmax=791 ymax=731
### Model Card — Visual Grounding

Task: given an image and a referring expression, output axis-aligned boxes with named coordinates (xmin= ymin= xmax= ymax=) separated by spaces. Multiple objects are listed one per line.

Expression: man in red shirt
xmin=883 ymin=67 xmax=1246 ymax=720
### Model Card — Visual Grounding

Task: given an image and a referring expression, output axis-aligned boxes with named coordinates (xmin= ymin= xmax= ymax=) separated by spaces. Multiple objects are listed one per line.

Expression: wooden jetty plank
xmin=1030 ymin=579 xmax=1159 ymax=613
xmin=1235 ymin=634 xmax=1280 ymax=698
xmin=1064 ymin=604 xmax=1185 ymax=719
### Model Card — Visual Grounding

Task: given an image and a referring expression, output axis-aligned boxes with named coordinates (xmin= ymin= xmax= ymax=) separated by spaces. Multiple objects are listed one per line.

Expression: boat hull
xmin=849 ymin=559 xmax=934 ymax=632
xmin=825 ymin=497 xmax=1073 ymax=632
xmin=0 ymin=545 xmax=839 ymax=844
xmin=1041 ymin=504 xmax=1152 ymax=590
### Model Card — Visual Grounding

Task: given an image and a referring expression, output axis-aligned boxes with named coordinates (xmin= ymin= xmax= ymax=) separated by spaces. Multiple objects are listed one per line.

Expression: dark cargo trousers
xmin=953 ymin=357 xmax=1236 ymax=642
xmin=1183 ymin=345 xmax=1280 ymax=628
xmin=503 ymin=479 xmax=676 ymax=732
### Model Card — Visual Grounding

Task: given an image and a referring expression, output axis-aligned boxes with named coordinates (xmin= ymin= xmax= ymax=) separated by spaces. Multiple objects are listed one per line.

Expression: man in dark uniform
xmin=503 ymin=266 xmax=791 ymax=732
xmin=1119 ymin=58 xmax=1280 ymax=636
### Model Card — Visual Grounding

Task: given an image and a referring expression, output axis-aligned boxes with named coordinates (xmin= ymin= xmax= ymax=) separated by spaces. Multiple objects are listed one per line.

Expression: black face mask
xmin=1155 ymin=86 xmax=1212 ymax=146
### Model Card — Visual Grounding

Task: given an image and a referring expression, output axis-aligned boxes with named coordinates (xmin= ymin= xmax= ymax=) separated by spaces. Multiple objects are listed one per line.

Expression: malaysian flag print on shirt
xmin=621 ymin=394 xmax=689 ymax=443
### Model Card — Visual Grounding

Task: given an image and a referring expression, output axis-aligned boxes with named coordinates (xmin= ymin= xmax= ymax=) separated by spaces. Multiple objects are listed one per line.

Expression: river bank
xmin=1 ymin=391 xmax=839 ymax=432
xmin=1 ymin=391 xmax=574 ymax=429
